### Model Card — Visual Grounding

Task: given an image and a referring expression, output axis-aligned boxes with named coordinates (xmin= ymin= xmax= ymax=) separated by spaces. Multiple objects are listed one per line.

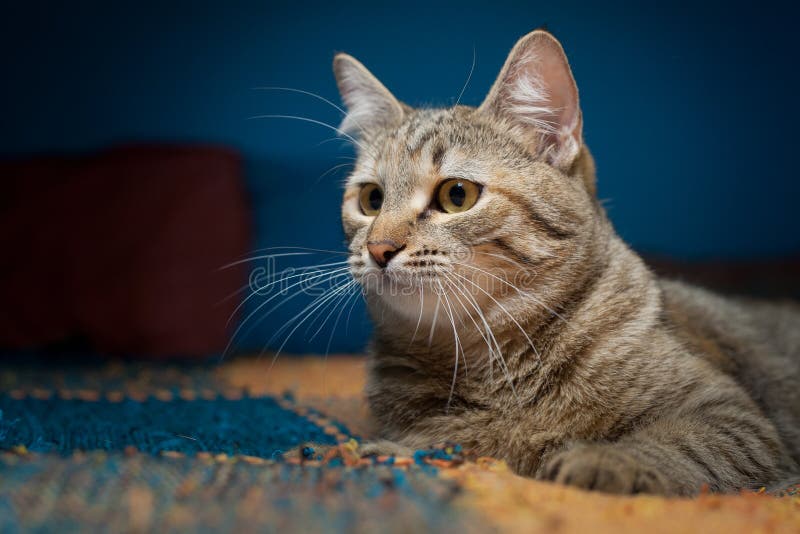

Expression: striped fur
xmin=333 ymin=30 xmax=800 ymax=495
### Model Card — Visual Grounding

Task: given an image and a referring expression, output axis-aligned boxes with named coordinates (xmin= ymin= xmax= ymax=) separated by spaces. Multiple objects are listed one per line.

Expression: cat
xmin=295 ymin=28 xmax=800 ymax=496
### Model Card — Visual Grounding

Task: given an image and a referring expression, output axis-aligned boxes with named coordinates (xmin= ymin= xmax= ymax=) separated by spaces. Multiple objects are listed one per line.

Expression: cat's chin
xmin=361 ymin=274 xmax=477 ymax=325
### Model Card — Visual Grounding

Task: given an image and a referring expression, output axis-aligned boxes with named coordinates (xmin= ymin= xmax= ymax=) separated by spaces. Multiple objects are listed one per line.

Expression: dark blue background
xmin=3 ymin=1 xmax=798 ymax=354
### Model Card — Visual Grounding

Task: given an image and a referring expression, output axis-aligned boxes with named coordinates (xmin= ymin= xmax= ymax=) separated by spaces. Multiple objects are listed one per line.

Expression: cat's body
xmin=365 ymin=230 xmax=800 ymax=494
xmin=313 ymin=29 xmax=800 ymax=495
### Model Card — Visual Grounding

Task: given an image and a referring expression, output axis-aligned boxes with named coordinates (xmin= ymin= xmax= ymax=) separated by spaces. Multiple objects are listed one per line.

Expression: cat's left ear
xmin=479 ymin=30 xmax=582 ymax=171
xmin=333 ymin=53 xmax=405 ymax=138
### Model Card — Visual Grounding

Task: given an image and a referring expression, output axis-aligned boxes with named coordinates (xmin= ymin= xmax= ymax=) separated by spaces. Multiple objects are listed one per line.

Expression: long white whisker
xmin=449 ymin=270 xmax=540 ymax=360
xmin=222 ymin=267 xmax=351 ymax=358
xmin=264 ymin=275 xmax=356 ymax=350
xmin=440 ymin=278 xmax=468 ymax=377
xmin=307 ymin=281 xmax=360 ymax=342
xmin=443 ymin=271 xmax=519 ymax=401
xmin=225 ymin=264 xmax=352 ymax=328
xmin=267 ymin=278 xmax=358 ymax=370
xmin=442 ymin=271 xmax=495 ymax=361
xmin=221 ymin=258 xmax=350 ymax=316
xmin=316 ymin=161 xmax=354 ymax=184
xmin=408 ymin=283 xmax=425 ymax=346
xmin=233 ymin=246 xmax=351 ymax=258
xmin=253 ymin=86 xmax=348 ymax=116
xmin=449 ymin=275 xmax=512 ymax=385
xmin=221 ymin=253 xmax=349 ymax=270
xmin=437 ymin=279 xmax=462 ymax=413
xmin=456 ymin=262 xmax=568 ymax=325
xmin=455 ymin=46 xmax=476 ymax=107
xmin=325 ymin=285 xmax=360 ymax=355
xmin=428 ymin=292 xmax=441 ymax=348
xmin=252 ymin=86 xmax=373 ymax=137
xmin=247 ymin=114 xmax=368 ymax=152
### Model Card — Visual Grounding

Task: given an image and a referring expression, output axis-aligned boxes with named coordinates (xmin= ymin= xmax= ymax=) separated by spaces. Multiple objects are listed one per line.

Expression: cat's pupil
xmin=369 ymin=187 xmax=383 ymax=210
xmin=449 ymin=183 xmax=466 ymax=207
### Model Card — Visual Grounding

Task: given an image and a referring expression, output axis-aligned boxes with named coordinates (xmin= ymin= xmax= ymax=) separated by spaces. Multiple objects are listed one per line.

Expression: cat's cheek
xmin=341 ymin=210 xmax=370 ymax=243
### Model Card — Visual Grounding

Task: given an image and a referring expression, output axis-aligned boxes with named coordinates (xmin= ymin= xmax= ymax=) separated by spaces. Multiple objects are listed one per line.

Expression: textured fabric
xmin=0 ymin=395 xmax=342 ymax=457
xmin=0 ymin=144 xmax=250 ymax=357
xmin=0 ymin=355 xmax=797 ymax=533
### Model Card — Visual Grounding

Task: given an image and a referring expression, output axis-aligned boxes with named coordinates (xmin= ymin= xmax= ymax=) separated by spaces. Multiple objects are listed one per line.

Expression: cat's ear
xmin=333 ymin=53 xmax=404 ymax=137
xmin=479 ymin=30 xmax=582 ymax=171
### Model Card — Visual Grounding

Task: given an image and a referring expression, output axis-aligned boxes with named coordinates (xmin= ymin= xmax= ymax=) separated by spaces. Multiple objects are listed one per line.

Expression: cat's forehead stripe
xmin=403 ymin=110 xmax=450 ymax=153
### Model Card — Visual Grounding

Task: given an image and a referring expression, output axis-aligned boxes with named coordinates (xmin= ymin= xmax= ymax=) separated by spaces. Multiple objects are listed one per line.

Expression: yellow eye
xmin=436 ymin=179 xmax=481 ymax=213
xmin=358 ymin=183 xmax=383 ymax=216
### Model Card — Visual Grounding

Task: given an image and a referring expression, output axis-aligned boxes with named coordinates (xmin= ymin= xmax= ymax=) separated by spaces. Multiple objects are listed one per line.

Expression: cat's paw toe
xmin=538 ymin=444 xmax=670 ymax=495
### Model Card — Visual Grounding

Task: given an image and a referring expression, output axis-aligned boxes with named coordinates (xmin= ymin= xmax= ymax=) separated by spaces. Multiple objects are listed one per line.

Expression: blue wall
xmin=3 ymin=1 xmax=799 ymax=354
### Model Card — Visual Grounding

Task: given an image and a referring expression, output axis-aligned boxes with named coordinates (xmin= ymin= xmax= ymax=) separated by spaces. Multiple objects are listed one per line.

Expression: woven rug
xmin=0 ymin=356 xmax=797 ymax=533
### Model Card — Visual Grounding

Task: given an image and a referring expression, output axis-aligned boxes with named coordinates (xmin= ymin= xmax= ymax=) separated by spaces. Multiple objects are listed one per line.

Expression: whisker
xmin=343 ymin=286 xmax=363 ymax=334
xmin=441 ymin=278 xmax=468 ymax=378
xmin=263 ymin=275 xmax=356 ymax=350
xmin=325 ymin=285 xmax=361 ymax=355
xmin=247 ymin=114 xmax=369 ymax=153
xmin=306 ymin=281 xmax=360 ymax=342
xmin=234 ymin=245 xmax=351 ymax=257
xmin=225 ymin=263 xmax=352 ymax=328
xmin=315 ymin=161 xmax=354 ymax=184
xmin=273 ymin=280 xmax=356 ymax=348
xmin=221 ymin=253 xmax=349 ymax=270
xmin=449 ymin=270 xmax=540 ymax=360
xmin=408 ymin=284 xmax=425 ymax=347
xmin=266 ymin=278 xmax=359 ymax=371
xmin=456 ymin=261 xmax=568 ymax=325
xmin=437 ymin=279 xmax=462 ymax=413
xmin=252 ymin=86 xmax=349 ymax=117
xmin=455 ymin=45 xmax=477 ymax=107
xmin=442 ymin=271 xmax=519 ymax=401
xmin=252 ymin=86 xmax=373 ymax=138
xmin=221 ymin=267 xmax=351 ymax=359
xmin=428 ymin=291 xmax=441 ymax=348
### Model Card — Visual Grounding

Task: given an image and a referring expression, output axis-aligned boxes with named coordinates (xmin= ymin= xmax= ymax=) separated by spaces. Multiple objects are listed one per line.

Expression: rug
xmin=0 ymin=355 xmax=798 ymax=533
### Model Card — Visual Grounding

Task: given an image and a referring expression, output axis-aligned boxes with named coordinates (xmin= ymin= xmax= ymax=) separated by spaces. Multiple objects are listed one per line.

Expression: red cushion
xmin=0 ymin=144 xmax=250 ymax=357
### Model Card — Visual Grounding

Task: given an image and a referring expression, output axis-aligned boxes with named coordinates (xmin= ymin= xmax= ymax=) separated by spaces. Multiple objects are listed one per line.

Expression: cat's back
xmin=660 ymin=278 xmax=800 ymax=461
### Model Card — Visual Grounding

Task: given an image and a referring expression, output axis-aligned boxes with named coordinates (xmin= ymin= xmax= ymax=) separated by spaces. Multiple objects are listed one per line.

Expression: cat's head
xmin=336 ymin=30 xmax=605 ymax=327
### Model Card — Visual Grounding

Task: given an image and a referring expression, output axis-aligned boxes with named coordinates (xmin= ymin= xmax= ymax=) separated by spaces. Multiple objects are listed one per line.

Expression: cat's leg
xmin=536 ymin=409 xmax=790 ymax=496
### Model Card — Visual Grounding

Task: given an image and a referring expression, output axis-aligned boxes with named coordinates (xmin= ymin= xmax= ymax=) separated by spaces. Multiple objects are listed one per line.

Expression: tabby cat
xmin=307 ymin=29 xmax=800 ymax=495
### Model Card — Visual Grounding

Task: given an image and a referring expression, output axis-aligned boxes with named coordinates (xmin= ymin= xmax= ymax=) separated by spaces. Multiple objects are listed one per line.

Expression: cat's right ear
xmin=333 ymin=53 xmax=404 ymax=137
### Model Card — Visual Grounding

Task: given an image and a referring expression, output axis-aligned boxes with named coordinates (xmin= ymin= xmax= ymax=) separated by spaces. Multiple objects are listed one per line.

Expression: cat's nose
xmin=367 ymin=240 xmax=406 ymax=268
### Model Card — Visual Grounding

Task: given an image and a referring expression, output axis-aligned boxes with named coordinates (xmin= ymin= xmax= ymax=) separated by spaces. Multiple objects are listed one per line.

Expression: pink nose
xmin=367 ymin=240 xmax=405 ymax=268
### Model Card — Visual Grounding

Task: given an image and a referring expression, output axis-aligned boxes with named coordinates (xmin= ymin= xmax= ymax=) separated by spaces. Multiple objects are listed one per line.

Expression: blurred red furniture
xmin=0 ymin=144 xmax=251 ymax=358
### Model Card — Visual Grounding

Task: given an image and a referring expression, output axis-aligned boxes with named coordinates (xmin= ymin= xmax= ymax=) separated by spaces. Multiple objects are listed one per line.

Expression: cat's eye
xmin=358 ymin=183 xmax=383 ymax=216
xmin=436 ymin=179 xmax=481 ymax=213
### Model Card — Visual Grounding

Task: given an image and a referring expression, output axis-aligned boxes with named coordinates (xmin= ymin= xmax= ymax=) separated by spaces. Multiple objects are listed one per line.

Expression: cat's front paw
xmin=537 ymin=444 xmax=671 ymax=495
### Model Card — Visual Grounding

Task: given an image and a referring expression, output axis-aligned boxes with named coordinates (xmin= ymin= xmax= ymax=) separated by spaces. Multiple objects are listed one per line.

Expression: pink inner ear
xmin=533 ymin=37 xmax=580 ymax=136
xmin=483 ymin=31 xmax=582 ymax=169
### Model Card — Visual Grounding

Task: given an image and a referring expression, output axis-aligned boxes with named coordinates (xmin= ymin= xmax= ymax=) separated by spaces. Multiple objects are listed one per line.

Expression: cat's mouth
xmin=354 ymin=261 xmax=447 ymax=289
